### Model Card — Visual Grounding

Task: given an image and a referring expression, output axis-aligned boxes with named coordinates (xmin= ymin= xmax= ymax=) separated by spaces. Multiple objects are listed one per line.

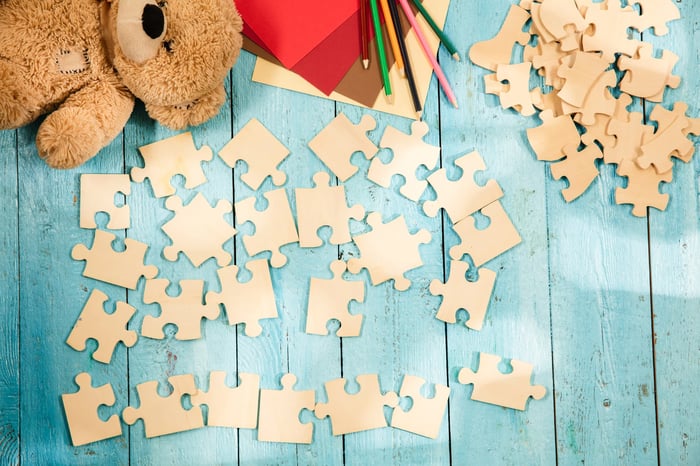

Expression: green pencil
xmin=409 ymin=0 xmax=460 ymax=61
xmin=369 ymin=0 xmax=393 ymax=99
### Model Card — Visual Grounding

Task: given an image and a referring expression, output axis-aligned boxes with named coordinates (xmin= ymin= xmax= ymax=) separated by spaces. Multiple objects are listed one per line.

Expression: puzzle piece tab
xmin=550 ymin=143 xmax=604 ymax=202
xmin=485 ymin=62 xmax=541 ymax=117
xmin=79 ymin=174 xmax=131 ymax=229
xmin=258 ymin=373 xmax=315 ymax=444
xmin=62 ymin=373 xmax=122 ymax=446
xmin=191 ymin=371 xmax=260 ymax=429
xmin=390 ymin=375 xmax=450 ymax=439
xmin=615 ymin=159 xmax=672 ymax=217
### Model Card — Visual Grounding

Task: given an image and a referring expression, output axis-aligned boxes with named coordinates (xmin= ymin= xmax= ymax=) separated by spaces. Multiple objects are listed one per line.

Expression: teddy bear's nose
xmin=142 ymin=4 xmax=165 ymax=39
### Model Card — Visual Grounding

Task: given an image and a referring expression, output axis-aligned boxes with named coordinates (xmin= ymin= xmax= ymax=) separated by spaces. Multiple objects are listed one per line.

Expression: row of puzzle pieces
xmin=468 ymin=0 xmax=699 ymax=216
xmin=62 ymin=352 xmax=546 ymax=446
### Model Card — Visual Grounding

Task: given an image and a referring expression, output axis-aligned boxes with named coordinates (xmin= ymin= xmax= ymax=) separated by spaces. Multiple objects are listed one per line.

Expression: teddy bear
xmin=0 ymin=0 xmax=243 ymax=169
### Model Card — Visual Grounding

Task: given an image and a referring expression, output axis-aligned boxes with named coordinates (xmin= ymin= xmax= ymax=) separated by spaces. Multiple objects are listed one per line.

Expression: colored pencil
xmin=409 ymin=0 xmax=460 ymax=61
xmin=369 ymin=0 xmax=393 ymax=99
xmin=378 ymin=0 xmax=405 ymax=77
xmin=397 ymin=0 xmax=458 ymax=108
xmin=360 ymin=0 xmax=370 ymax=69
xmin=387 ymin=0 xmax=422 ymax=118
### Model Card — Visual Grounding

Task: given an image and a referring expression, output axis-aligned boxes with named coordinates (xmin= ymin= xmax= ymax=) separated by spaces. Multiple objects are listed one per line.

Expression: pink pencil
xmin=397 ymin=0 xmax=458 ymax=108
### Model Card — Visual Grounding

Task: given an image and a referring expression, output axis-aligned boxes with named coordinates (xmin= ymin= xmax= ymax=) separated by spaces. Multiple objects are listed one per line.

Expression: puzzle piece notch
xmin=66 ymin=289 xmax=137 ymax=364
xmin=469 ymin=4 xmax=531 ymax=71
xmin=526 ymin=110 xmax=581 ymax=162
xmin=306 ymin=260 xmax=365 ymax=337
xmin=308 ymin=113 xmax=378 ymax=182
xmin=79 ymin=174 xmax=131 ymax=229
xmin=161 ymin=193 xmax=236 ymax=268
xmin=218 ymin=118 xmax=290 ymax=190
xmin=429 ymin=260 xmax=497 ymax=331
xmin=631 ymin=0 xmax=681 ymax=36
xmin=295 ymin=171 xmax=365 ymax=248
xmin=205 ymin=259 xmax=278 ymax=337
xmin=457 ymin=352 xmax=546 ymax=411
xmin=550 ymin=143 xmax=604 ymax=202
xmin=423 ymin=150 xmax=504 ymax=224
xmin=131 ymin=132 xmax=213 ymax=198
xmin=485 ymin=63 xmax=541 ymax=117
xmin=347 ymin=213 xmax=431 ymax=291
xmin=141 ymin=278 xmax=220 ymax=341
xmin=315 ymin=374 xmax=398 ymax=436
xmin=258 ymin=373 xmax=315 ymax=444
xmin=62 ymin=373 xmax=122 ymax=446
xmin=615 ymin=159 xmax=672 ymax=217
xmin=638 ymin=102 xmax=695 ymax=174
xmin=71 ymin=230 xmax=159 ymax=290
xmin=368 ymin=121 xmax=441 ymax=201
xmin=617 ymin=43 xmax=680 ymax=102
xmin=390 ymin=375 xmax=451 ymax=439
xmin=122 ymin=374 xmax=204 ymax=438
xmin=235 ymin=188 xmax=299 ymax=268
xmin=191 ymin=372 xmax=260 ymax=429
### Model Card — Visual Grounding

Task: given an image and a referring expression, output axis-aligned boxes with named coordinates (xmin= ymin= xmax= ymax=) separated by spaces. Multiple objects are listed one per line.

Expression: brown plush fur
xmin=0 ymin=0 xmax=242 ymax=168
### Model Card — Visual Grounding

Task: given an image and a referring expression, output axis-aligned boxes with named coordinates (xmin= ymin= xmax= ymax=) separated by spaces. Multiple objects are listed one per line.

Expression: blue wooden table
xmin=1 ymin=1 xmax=699 ymax=464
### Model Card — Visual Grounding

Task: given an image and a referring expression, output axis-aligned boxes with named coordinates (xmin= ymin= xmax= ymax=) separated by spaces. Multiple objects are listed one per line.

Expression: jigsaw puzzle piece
xmin=191 ymin=371 xmax=260 ymax=428
xmin=140 ymin=279 xmax=219 ymax=341
xmin=71 ymin=230 xmax=158 ymax=289
xmin=66 ymin=289 xmax=137 ymax=364
xmin=469 ymin=4 xmax=531 ymax=71
xmin=161 ymin=193 xmax=236 ymax=267
xmin=131 ymin=132 xmax=213 ymax=198
xmin=458 ymin=352 xmax=546 ymax=411
xmin=537 ymin=0 xmax=587 ymax=41
xmin=485 ymin=63 xmax=541 ymax=117
xmin=615 ymin=159 xmax=672 ymax=217
xmin=315 ymin=374 xmax=398 ymax=436
xmin=205 ymin=259 xmax=278 ymax=337
xmin=308 ymin=113 xmax=378 ymax=182
xmin=618 ymin=44 xmax=680 ymax=102
xmin=218 ymin=118 xmax=290 ymax=190
xmin=390 ymin=375 xmax=450 ymax=439
xmin=605 ymin=111 xmax=654 ymax=165
xmin=62 ymin=373 xmax=122 ymax=446
xmin=258 ymin=373 xmax=315 ymax=444
xmin=122 ymin=374 xmax=204 ymax=438
xmin=423 ymin=151 xmax=504 ymax=224
xmin=347 ymin=213 xmax=431 ymax=291
xmin=550 ymin=143 xmax=604 ymax=202
xmin=429 ymin=260 xmax=497 ymax=331
xmin=526 ymin=110 xmax=580 ymax=162
xmin=449 ymin=200 xmax=522 ymax=267
xmin=306 ymin=260 xmax=365 ymax=337
xmin=295 ymin=172 xmax=365 ymax=248
xmin=556 ymin=51 xmax=613 ymax=108
xmin=631 ymin=0 xmax=681 ymax=36
xmin=235 ymin=188 xmax=299 ymax=268
xmin=79 ymin=174 xmax=131 ymax=229
xmin=367 ymin=121 xmax=441 ymax=201
xmin=560 ymin=69 xmax=618 ymax=126
xmin=581 ymin=2 xmax=642 ymax=62
xmin=638 ymin=102 xmax=694 ymax=173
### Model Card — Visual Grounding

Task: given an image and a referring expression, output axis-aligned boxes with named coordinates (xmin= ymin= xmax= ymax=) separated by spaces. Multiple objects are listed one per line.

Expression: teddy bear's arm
xmin=36 ymin=79 xmax=135 ymax=169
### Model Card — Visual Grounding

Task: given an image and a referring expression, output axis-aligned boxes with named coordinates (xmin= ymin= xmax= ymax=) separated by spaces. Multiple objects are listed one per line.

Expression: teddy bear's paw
xmin=36 ymin=109 xmax=104 ymax=169
xmin=146 ymin=85 xmax=226 ymax=130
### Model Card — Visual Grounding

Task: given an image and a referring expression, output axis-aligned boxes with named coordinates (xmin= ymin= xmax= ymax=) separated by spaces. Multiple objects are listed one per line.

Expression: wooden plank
xmin=0 ymin=129 xmax=19 ymax=465
xmin=17 ymin=123 xmax=128 ymax=464
xmin=441 ymin=1 xmax=556 ymax=464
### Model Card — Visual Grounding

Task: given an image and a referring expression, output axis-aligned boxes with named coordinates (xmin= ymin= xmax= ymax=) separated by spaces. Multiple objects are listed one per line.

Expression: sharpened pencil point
xmin=399 ymin=68 xmax=406 ymax=78
xmin=387 ymin=93 xmax=395 ymax=105
xmin=362 ymin=59 xmax=370 ymax=69
xmin=453 ymin=52 xmax=461 ymax=61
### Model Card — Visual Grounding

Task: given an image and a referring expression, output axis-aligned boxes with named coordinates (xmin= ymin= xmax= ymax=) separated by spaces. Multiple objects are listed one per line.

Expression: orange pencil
xmin=378 ymin=0 xmax=405 ymax=77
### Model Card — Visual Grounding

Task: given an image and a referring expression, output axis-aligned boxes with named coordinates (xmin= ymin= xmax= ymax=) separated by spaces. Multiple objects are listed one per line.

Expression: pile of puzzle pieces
xmin=469 ymin=0 xmax=699 ymax=217
xmin=62 ymin=352 xmax=546 ymax=446
xmin=64 ymin=113 xmax=541 ymax=446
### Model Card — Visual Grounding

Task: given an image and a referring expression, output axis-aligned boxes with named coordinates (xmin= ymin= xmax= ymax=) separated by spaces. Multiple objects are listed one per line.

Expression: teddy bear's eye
xmin=163 ymin=40 xmax=173 ymax=53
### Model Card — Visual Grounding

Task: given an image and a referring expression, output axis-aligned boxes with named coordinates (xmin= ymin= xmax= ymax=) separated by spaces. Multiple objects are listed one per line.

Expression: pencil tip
xmin=452 ymin=100 xmax=459 ymax=109
xmin=453 ymin=53 xmax=461 ymax=61
xmin=400 ymin=68 xmax=406 ymax=78
xmin=387 ymin=94 xmax=395 ymax=105
xmin=416 ymin=111 xmax=423 ymax=120
xmin=362 ymin=59 xmax=370 ymax=69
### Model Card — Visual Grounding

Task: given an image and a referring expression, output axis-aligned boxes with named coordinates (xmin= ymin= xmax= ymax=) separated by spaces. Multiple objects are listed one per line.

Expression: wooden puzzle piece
xmin=524 ymin=38 xmax=569 ymax=88
xmin=605 ymin=111 xmax=654 ymax=165
xmin=529 ymin=2 xmax=558 ymax=44
xmin=206 ymin=259 xmax=278 ymax=337
xmin=581 ymin=2 xmax=642 ymax=62
xmin=161 ymin=193 xmax=236 ymax=267
xmin=367 ymin=121 xmax=441 ymax=201
xmin=423 ymin=151 xmax=504 ymax=224
xmin=638 ymin=102 xmax=694 ymax=173
xmin=306 ymin=260 xmax=365 ymax=337
xmin=62 ymin=373 xmax=122 ymax=446
xmin=308 ymin=113 xmax=378 ymax=182
xmin=258 ymin=373 xmax=315 ymax=444
xmin=484 ymin=63 xmax=541 ymax=117
xmin=235 ymin=188 xmax=299 ymax=268
xmin=630 ymin=0 xmax=680 ymax=36
xmin=550 ymin=143 xmax=604 ymax=202
xmin=526 ymin=110 xmax=580 ymax=162
xmin=468 ymin=4 xmax=531 ymax=71
xmin=140 ymin=279 xmax=219 ymax=341
xmin=615 ymin=159 xmax=672 ymax=217
xmin=131 ymin=132 xmax=213 ymax=198
xmin=556 ymin=51 xmax=612 ymax=108
xmin=578 ymin=92 xmax=633 ymax=150
xmin=191 ymin=372 xmax=260 ymax=429
xmin=295 ymin=172 xmax=365 ymax=248
xmin=79 ymin=174 xmax=131 ymax=229
xmin=429 ymin=260 xmax=497 ymax=331
xmin=315 ymin=374 xmax=398 ymax=436
xmin=218 ymin=118 xmax=290 ymax=190
xmin=66 ymin=289 xmax=137 ymax=364
xmin=390 ymin=375 xmax=450 ymax=439
xmin=71 ymin=230 xmax=158 ymax=290
xmin=537 ymin=0 xmax=587 ymax=42
xmin=458 ymin=352 xmax=546 ymax=411
xmin=618 ymin=43 xmax=680 ymax=102
xmin=347 ymin=213 xmax=431 ymax=291
xmin=449 ymin=200 xmax=522 ymax=267
xmin=560 ymin=68 xmax=618 ymax=126
xmin=122 ymin=374 xmax=204 ymax=438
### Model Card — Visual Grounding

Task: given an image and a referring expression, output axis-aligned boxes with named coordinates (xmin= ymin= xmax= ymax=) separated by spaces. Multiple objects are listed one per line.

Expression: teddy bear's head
xmin=103 ymin=0 xmax=243 ymax=129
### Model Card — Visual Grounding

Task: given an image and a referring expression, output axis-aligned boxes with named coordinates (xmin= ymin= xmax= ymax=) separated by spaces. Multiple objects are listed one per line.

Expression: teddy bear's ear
xmin=145 ymin=85 xmax=227 ymax=130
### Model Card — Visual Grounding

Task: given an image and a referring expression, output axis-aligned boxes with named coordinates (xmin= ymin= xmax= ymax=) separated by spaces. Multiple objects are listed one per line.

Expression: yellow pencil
xmin=378 ymin=0 xmax=405 ymax=77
